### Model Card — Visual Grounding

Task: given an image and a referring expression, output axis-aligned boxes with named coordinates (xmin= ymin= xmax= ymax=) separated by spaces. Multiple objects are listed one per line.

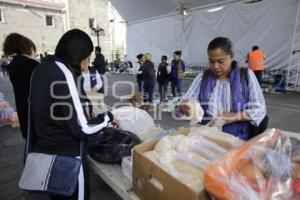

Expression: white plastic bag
xmin=112 ymin=107 xmax=155 ymax=138
xmin=121 ymin=156 xmax=133 ymax=181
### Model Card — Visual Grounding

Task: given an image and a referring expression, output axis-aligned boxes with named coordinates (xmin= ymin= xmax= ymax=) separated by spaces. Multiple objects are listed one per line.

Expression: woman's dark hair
xmin=136 ymin=54 xmax=144 ymax=60
xmin=55 ymin=29 xmax=94 ymax=73
xmin=95 ymin=46 xmax=101 ymax=52
xmin=3 ymin=33 xmax=36 ymax=57
xmin=174 ymin=51 xmax=182 ymax=56
xmin=161 ymin=55 xmax=168 ymax=60
xmin=252 ymin=45 xmax=259 ymax=51
xmin=207 ymin=37 xmax=234 ymax=57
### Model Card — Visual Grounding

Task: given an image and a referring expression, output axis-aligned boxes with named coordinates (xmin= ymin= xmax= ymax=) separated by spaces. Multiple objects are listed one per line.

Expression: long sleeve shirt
xmin=30 ymin=60 xmax=113 ymax=156
xmin=181 ymin=69 xmax=266 ymax=127
xmin=82 ymin=70 xmax=103 ymax=92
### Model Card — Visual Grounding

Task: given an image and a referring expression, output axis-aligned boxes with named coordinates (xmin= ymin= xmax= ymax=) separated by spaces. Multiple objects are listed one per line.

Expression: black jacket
xmin=93 ymin=53 xmax=106 ymax=74
xmin=141 ymin=60 xmax=155 ymax=80
xmin=136 ymin=61 xmax=143 ymax=80
xmin=157 ymin=63 xmax=170 ymax=83
xmin=30 ymin=58 xmax=113 ymax=157
xmin=6 ymin=55 xmax=39 ymax=139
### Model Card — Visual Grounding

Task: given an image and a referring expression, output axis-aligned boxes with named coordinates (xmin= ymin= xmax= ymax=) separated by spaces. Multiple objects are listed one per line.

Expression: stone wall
xmin=67 ymin=0 xmax=112 ymax=61
xmin=0 ymin=3 xmax=65 ymax=54
xmin=0 ymin=0 xmax=112 ymax=61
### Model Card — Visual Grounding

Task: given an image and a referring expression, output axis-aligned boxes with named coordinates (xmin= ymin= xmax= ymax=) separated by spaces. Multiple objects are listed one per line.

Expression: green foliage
xmin=115 ymin=47 xmax=122 ymax=62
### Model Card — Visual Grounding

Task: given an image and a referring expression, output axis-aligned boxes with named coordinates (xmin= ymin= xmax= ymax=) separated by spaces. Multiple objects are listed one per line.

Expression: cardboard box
xmin=132 ymin=127 xmax=208 ymax=200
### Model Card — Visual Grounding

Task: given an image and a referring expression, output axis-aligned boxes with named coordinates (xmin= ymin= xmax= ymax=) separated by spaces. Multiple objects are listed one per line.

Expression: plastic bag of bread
xmin=0 ymin=92 xmax=19 ymax=128
xmin=144 ymin=134 xmax=206 ymax=193
xmin=189 ymin=136 xmax=227 ymax=160
xmin=203 ymin=129 xmax=300 ymax=200
xmin=144 ymin=150 xmax=205 ymax=193
xmin=143 ymin=130 xmax=242 ymax=193
xmin=141 ymin=125 xmax=164 ymax=141
xmin=188 ymin=126 xmax=244 ymax=149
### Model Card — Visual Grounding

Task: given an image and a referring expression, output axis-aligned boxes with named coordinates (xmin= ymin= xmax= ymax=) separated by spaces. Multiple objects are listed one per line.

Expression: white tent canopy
xmin=110 ymin=0 xmax=300 ymax=89
xmin=109 ymin=0 xmax=243 ymax=24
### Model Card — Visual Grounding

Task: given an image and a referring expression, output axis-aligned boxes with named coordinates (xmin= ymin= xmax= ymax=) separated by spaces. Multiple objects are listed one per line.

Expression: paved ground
xmin=1 ymin=72 xmax=300 ymax=200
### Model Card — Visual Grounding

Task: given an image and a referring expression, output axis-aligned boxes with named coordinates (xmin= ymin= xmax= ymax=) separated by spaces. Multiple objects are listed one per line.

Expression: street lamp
xmin=91 ymin=25 xmax=105 ymax=46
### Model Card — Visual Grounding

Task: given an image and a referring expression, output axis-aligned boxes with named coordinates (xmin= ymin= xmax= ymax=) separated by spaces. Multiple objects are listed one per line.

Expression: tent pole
xmin=287 ymin=0 xmax=300 ymax=91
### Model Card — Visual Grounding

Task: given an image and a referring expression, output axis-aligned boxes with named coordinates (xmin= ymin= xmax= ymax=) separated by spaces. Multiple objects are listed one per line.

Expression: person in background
xmin=246 ymin=45 xmax=266 ymax=86
xmin=272 ymin=69 xmax=286 ymax=92
xmin=0 ymin=55 xmax=8 ymax=76
xmin=39 ymin=53 xmax=44 ymax=62
xmin=93 ymin=46 xmax=106 ymax=75
xmin=141 ymin=53 xmax=155 ymax=103
xmin=3 ymin=33 xmax=39 ymax=139
xmin=81 ymin=66 xmax=103 ymax=93
xmin=80 ymin=65 xmax=103 ymax=119
xmin=157 ymin=55 xmax=171 ymax=102
xmin=179 ymin=37 xmax=266 ymax=140
xmin=93 ymin=46 xmax=106 ymax=93
xmin=136 ymin=53 xmax=144 ymax=92
xmin=171 ymin=50 xmax=186 ymax=97
xmin=264 ymin=69 xmax=286 ymax=93
xmin=30 ymin=29 xmax=116 ymax=200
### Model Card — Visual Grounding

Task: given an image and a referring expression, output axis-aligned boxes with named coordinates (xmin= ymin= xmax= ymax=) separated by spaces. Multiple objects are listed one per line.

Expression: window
xmin=0 ymin=9 xmax=4 ymax=22
xmin=89 ymin=18 xmax=95 ymax=29
xmin=46 ymin=15 xmax=54 ymax=26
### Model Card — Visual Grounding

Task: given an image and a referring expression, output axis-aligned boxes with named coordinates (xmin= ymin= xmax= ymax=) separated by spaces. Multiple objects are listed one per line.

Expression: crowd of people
xmin=135 ymin=50 xmax=186 ymax=103
xmin=133 ymin=43 xmax=286 ymax=105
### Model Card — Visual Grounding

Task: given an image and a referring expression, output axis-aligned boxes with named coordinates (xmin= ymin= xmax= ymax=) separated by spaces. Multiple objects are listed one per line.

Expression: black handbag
xmin=18 ymin=78 xmax=82 ymax=196
xmin=88 ymin=127 xmax=141 ymax=164
xmin=249 ymin=115 xmax=269 ymax=139
xmin=239 ymin=67 xmax=269 ymax=139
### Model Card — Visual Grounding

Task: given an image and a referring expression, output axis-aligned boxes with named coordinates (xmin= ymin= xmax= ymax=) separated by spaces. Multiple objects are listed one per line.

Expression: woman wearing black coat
xmin=3 ymin=33 xmax=39 ymax=139
xmin=29 ymin=29 xmax=116 ymax=200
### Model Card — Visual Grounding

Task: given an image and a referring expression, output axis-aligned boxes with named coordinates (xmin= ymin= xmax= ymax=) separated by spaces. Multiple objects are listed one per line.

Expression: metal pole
xmin=97 ymin=34 xmax=100 ymax=47
xmin=287 ymin=0 xmax=300 ymax=90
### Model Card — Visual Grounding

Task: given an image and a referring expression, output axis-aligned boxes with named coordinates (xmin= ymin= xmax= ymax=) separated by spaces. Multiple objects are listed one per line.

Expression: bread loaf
xmin=173 ymin=160 xmax=203 ymax=178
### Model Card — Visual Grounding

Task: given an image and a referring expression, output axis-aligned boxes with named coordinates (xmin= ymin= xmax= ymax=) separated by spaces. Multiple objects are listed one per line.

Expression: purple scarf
xmin=199 ymin=61 xmax=250 ymax=140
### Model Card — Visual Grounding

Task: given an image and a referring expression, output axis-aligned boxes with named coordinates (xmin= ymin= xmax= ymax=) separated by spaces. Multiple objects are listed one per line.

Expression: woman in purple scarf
xmin=179 ymin=37 xmax=266 ymax=140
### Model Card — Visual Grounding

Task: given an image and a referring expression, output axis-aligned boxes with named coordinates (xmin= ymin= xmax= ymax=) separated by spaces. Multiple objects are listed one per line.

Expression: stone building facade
xmin=0 ymin=0 xmax=113 ymax=60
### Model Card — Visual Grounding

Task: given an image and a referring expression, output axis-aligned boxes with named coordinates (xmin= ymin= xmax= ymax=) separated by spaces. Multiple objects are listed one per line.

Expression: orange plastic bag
xmin=204 ymin=129 xmax=300 ymax=200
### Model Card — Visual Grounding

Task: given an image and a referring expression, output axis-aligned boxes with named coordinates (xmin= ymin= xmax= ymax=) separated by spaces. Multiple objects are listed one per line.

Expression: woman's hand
xmin=91 ymin=87 xmax=98 ymax=92
xmin=110 ymin=119 xmax=119 ymax=128
xmin=218 ymin=111 xmax=251 ymax=125
xmin=178 ymin=101 xmax=192 ymax=116
xmin=89 ymin=112 xmax=95 ymax=119
xmin=218 ymin=112 xmax=238 ymax=124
